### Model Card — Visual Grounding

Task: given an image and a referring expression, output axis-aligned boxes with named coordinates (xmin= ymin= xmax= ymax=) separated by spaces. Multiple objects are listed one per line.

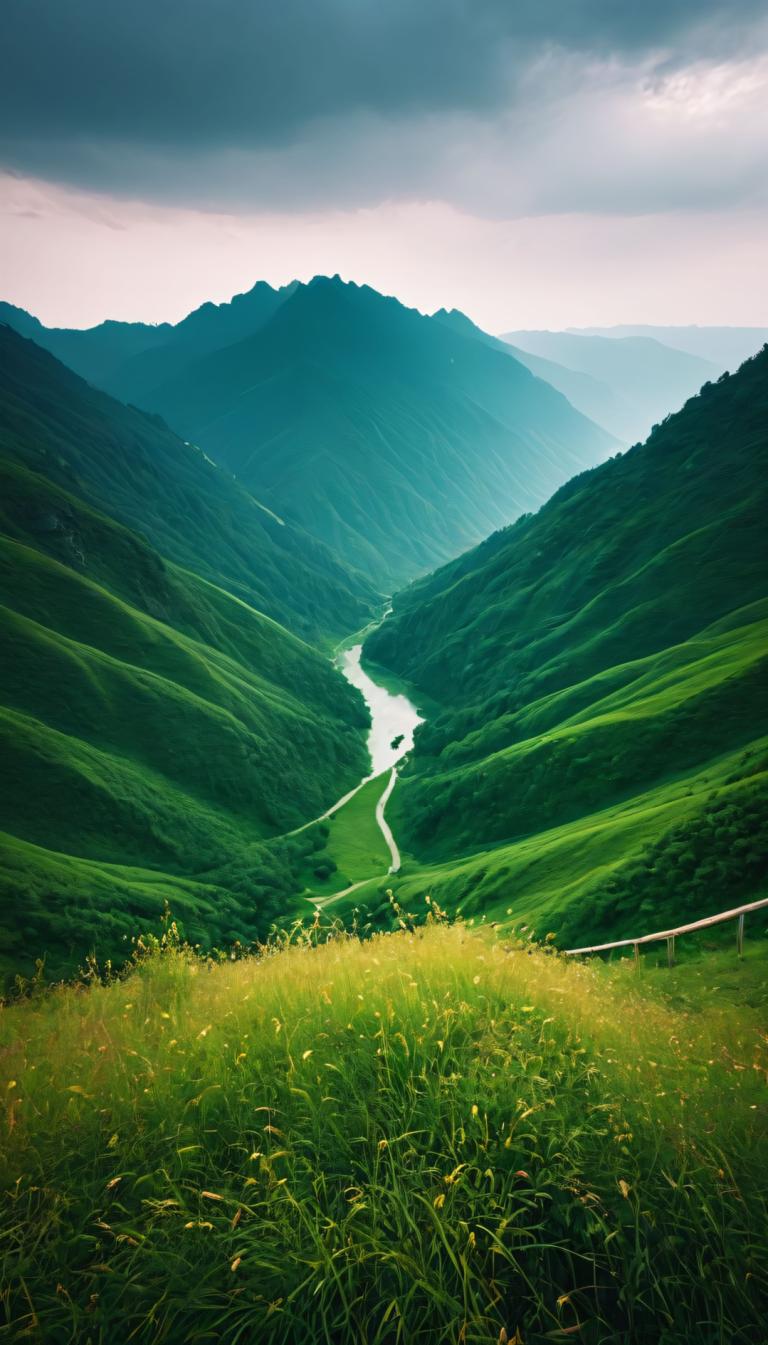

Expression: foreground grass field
xmin=1 ymin=919 xmax=765 ymax=1343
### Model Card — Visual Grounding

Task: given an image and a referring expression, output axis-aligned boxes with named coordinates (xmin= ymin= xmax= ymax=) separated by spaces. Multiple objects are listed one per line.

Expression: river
xmin=337 ymin=644 xmax=422 ymax=775
xmin=335 ymin=643 xmax=423 ymax=873
xmin=289 ymin=642 xmax=423 ymax=877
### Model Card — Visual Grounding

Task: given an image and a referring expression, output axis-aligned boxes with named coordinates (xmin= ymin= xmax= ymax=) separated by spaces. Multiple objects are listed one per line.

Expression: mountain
xmin=365 ymin=349 xmax=768 ymax=945
xmin=435 ymin=306 xmax=627 ymax=442
xmin=0 ymin=335 xmax=374 ymax=978
xmin=0 ymin=281 xmax=297 ymax=396
xmin=103 ymin=279 xmax=298 ymax=403
xmin=0 ymin=301 xmax=172 ymax=388
xmin=500 ymin=328 xmax=718 ymax=443
xmin=0 ymin=325 xmax=378 ymax=645
xmin=572 ymin=324 xmax=768 ymax=371
xmin=123 ymin=277 xmax=614 ymax=587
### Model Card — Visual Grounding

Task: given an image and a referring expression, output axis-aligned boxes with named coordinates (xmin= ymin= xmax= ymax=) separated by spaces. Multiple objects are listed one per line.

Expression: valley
xmin=3 ymin=4 xmax=767 ymax=1340
xmin=1 ymin=296 xmax=766 ymax=977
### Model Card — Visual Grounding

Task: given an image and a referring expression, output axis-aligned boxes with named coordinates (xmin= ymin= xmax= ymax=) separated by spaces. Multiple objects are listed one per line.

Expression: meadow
xmin=1 ymin=913 xmax=765 ymax=1344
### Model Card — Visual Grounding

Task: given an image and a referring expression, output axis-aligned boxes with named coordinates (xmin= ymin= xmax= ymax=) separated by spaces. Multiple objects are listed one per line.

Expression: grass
xmin=322 ymin=741 xmax=768 ymax=947
xmin=297 ymin=773 xmax=393 ymax=899
xmin=0 ymin=917 xmax=765 ymax=1343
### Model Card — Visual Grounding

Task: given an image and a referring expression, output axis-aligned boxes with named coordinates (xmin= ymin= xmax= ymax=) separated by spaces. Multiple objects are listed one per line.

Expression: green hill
xmin=114 ymin=277 xmax=614 ymax=587
xmin=1 ymin=922 xmax=765 ymax=1343
xmin=0 ymin=325 xmax=378 ymax=646
xmin=0 ymin=336 xmax=376 ymax=978
xmin=365 ymin=348 xmax=768 ymax=943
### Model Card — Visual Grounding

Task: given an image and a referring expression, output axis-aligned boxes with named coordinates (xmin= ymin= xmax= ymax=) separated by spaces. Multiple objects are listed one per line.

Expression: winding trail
xmin=375 ymin=767 xmax=400 ymax=872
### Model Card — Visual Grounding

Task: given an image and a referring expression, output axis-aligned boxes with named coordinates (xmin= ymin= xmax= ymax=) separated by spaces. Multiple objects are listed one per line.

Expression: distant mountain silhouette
xmin=500 ymin=328 xmax=718 ymax=443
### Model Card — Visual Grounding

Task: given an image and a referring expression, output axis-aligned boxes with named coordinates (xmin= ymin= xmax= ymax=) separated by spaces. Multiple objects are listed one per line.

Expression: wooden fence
xmin=565 ymin=895 xmax=768 ymax=966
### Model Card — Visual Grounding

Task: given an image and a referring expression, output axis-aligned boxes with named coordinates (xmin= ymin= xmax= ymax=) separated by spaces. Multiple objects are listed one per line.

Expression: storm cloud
xmin=1 ymin=0 xmax=767 ymax=213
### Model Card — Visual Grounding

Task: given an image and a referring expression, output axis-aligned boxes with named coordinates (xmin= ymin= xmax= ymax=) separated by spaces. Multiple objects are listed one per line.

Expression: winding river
xmin=337 ymin=643 xmax=423 ymax=872
xmin=289 ymin=642 xmax=422 ymax=877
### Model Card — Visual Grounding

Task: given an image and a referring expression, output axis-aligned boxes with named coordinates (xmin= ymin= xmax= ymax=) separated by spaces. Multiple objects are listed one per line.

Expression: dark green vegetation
xmin=1 ymin=921 xmax=765 ymax=1344
xmin=0 ymin=330 xmax=373 ymax=979
xmin=501 ymin=327 xmax=719 ymax=443
xmin=0 ymin=326 xmax=377 ymax=645
xmin=3 ymin=279 xmax=613 ymax=588
xmin=367 ymin=348 xmax=768 ymax=944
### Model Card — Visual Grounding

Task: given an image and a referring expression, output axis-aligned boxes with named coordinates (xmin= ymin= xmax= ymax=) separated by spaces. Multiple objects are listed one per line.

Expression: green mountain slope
xmin=0 ymin=326 xmax=377 ymax=644
xmin=129 ymin=277 xmax=614 ymax=586
xmin=501 ymin=328 xmax=718 ymax=444
xmin=0 ymin=338 xmax=376 ymax=977
xmin=0 ymin=457 xmax=369 ymax=975
xmin=365 ymin=348 xmax=768 ymax=942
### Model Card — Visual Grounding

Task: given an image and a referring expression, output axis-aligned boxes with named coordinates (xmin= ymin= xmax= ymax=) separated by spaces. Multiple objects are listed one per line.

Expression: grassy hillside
xmin=0 ymin=325 xmax=377 ymax=645
xmin=130 ymin=277 xmax=613 ymax=587
xmin=0 ymin=447 xmax=370 ymax=978
xmin=366 ymin=349 xmax=768 ymax=941
xmin=293 ymin=772 xmax=394 ymax=903
xmin=1 ymin=921 xmax=765 ymax=1343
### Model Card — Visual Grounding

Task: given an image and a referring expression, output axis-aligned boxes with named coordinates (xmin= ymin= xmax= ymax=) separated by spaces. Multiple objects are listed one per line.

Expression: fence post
xmin=737 ymin=912 xmax=745 ymax=959
xmin=667 ymin=935 xmax=675 ymax=968
xmin=633 ymin=942 xmax=639 ymax=967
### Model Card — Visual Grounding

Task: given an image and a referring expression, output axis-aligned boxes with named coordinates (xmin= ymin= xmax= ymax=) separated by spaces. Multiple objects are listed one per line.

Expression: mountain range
xmin=2 ymin=279 xmax=615 ymax=588
xmin=500 ymin=329 xmax=720 ymax=444
xmin=571 ymin=324 xmax=768 ymax=369
xmin=1 ymin=275 xmax=764 ymax=973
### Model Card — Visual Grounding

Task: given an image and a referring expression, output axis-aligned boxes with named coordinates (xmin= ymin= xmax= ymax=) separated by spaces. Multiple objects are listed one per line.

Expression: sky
xmin=1 ymin=0 xmax=767 ymax=332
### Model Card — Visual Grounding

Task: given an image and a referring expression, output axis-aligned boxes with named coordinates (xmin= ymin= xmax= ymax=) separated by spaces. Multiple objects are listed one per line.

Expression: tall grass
xmin=1 ymin=916 xmax=765 ymax=1343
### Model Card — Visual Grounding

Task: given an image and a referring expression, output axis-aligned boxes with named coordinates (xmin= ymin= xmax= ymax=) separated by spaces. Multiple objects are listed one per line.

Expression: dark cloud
xmin=1 ymin=0 xmax=766 ymax=211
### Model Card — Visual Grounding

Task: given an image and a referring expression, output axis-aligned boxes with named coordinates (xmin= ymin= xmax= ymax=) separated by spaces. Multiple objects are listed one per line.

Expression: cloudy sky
xmin=1 ymin=0 xmax=767 ymax=330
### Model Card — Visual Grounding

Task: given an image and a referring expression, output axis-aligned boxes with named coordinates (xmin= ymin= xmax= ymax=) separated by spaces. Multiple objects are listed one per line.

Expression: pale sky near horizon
xmin=1 ymin=1 xmax=767 ymax=332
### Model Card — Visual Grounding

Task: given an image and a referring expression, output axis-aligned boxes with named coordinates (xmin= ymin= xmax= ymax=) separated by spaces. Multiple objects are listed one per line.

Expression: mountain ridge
xmin=364 ymin=346 xmax=768 ymax=944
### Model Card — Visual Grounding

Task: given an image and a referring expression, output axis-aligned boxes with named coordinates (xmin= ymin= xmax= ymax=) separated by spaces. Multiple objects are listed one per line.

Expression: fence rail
xmin=565 ymin=895 xmax=768 ymax=964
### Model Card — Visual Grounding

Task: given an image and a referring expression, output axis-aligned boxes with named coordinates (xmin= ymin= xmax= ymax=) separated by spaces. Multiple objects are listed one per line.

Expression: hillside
xmin=500 ymin=328 xmax=717 ymax=444
xmin=0 ymin=326 xmax=377 ymax=645
xmin=1 ymin=921 xmax=765 ymax=1344
xmin=366 ymin=349 xmax=768 ymax=944
xmin=0 ymin=454 xmax=370 ymax=976
xmin=122 ymin=277 xmax=614 ymax=586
